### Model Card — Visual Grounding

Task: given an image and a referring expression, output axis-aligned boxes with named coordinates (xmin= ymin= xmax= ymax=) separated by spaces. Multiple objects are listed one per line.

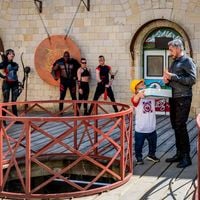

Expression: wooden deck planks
xmin=126 ymin=117 xmax=197 ymax=200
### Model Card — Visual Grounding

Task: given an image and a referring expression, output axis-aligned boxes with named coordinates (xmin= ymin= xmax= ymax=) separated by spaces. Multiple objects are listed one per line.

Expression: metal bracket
xmin=34 ymin=0 xmax=43 ymax=13
xmin=81 ymin=0 xmax=90 ymax=11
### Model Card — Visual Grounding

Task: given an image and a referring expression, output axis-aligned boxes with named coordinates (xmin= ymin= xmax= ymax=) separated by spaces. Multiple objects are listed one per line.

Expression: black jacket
xmin=0 ymin=60 xmax=19 ymax=81
xmin=52 ymin=58 xmax=80 ymax=80
xmin=168 ymin=55 xmax=196 ymax=98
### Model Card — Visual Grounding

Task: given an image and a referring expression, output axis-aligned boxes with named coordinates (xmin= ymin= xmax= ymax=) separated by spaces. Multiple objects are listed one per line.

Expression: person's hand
xmin=137 ymin=90 xmax=145 ymax=99
xmin=79 ymin=88 xmax=83 ymax=95
xmin=0 ymin=74 xmax=6 ymax=79
xmin=132 ymin=90 xmax=145 ymax=104
xmin=164 ymin=71 xmax=173 ymax=80
xmin=163 ymin=70 xmax=172 ymax=83
xmin=105 ymin=84 xmax=109 ymax=88
xmin=163 ymin=74 xmax=169 ymax=84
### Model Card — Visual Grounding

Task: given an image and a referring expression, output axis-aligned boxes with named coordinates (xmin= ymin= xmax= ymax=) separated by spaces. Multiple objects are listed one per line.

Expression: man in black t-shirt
xmin=88 ymin=55 xmax=118 ymax=114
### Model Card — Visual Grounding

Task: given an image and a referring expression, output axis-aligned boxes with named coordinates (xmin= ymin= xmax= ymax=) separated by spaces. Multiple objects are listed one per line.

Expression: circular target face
xmin=34 ymin=35 xmax=81 ymax=86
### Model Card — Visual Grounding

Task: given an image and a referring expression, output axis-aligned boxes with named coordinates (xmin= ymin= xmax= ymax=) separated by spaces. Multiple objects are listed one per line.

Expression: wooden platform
xmin=2 ymin=115 xmax=198 ymax=200
xmin=73 ymin=115 xmax=198 ymax=200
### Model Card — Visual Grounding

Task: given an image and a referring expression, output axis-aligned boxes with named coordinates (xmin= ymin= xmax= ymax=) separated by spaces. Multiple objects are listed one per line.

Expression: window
xmin=144 ymin=50 xmax=165 ymax=79
xmin=147 ymin=55 xmax=163 ymax=77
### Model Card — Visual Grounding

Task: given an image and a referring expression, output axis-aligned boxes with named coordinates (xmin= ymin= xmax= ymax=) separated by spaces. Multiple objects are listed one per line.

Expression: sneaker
xmin=147 ymin=155 xmax=160 ymax=163
xmin=136 ymin=158 xmax=144 ymax=165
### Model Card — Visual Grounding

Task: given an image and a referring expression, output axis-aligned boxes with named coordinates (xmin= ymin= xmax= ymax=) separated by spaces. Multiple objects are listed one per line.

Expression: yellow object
xmin=130 ymin=79 xmax=144 ymax=93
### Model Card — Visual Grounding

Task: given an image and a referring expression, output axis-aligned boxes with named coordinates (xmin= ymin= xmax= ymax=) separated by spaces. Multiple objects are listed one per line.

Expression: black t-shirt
xmin=96 ymin=65 xmax=111 ymax=84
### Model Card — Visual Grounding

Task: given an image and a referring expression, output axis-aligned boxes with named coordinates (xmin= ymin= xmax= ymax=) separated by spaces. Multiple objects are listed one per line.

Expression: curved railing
xmin=196 ymin=114 xmax=200 ymax=200
xmin=0 ymin=100 xmax=133 ymax=199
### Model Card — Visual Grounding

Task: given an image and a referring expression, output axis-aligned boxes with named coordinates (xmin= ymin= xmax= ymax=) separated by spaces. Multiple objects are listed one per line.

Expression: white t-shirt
xmin=134 ymin=98 xmax=156 ymax=133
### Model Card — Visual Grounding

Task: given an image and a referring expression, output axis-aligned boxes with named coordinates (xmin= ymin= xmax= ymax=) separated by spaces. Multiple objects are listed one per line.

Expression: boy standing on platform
xmin=131 ymin=79 xmax=160 ymax=165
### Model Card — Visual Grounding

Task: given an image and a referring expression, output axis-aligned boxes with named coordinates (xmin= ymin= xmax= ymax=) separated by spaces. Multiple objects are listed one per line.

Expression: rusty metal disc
xmin=34 ymin=35 xmax=81 ymax=86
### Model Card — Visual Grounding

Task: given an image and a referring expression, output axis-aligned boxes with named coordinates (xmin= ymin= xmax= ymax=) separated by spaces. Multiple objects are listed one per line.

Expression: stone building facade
xmin=0 ymin=0 xmax=199 ymax=116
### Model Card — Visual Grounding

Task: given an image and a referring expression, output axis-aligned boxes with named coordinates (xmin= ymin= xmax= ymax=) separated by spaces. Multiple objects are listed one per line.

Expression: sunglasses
xmin=81 ymin=62 xmax=87 ymax=64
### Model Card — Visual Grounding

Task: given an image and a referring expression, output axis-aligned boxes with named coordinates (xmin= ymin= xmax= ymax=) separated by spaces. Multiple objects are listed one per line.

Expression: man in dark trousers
xmin=163 ymin=39 xmax=196 ymax=168
xmin=51 ymin=51 xmax=80 ymax=113
xmin=88 ymin=55 xmax=118 ymax=114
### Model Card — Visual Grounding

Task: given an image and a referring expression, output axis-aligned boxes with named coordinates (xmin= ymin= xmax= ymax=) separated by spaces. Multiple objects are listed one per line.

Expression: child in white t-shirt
xmin=131 ymin=79 xmax=160 ymax=165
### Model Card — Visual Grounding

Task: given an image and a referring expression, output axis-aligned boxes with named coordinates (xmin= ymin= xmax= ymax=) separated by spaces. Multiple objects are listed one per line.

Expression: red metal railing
xmin=0 ymin=100 xmax=133 ymax=199
xmin=196 ymin=114 xmax=200 ymax=200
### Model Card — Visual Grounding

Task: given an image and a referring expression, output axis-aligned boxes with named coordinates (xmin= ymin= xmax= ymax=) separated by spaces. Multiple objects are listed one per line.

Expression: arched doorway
xmin=130 ymin=19 xmax=192 ymax=77
xmin=130 ymin=19 xmax=193 ymax=114
xmin=143 ymin=27 xmax=183 ymax=80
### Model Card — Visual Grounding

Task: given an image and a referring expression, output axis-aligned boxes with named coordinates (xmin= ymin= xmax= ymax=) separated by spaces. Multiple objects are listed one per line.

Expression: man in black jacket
xmin=163 ymin=39 xmax=196 ymax=168
xmin=51 ymin=51 xmax=80 ymax=113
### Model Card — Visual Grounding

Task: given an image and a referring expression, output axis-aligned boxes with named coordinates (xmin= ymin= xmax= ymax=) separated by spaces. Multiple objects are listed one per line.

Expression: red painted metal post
xmin=25 ymin=121 xmax=31 ymax=195
xmin=74 ymin=102 xmax=78 ymax=149
xmin=129 ymin=112 xmax=133 ymax=174
xmin=120 ymin=115 xmax=125 ymax=180
xmin=198 ymin=130 xmax=200 ymax=200
xmin=0 ymin=100 xmax=133 ymax=199
xmin=0 ymin=126 xmax=3 ymax=191
xmin=197 ymin=114 xmax=200 ymax=200
xmin=94 ymin=103 xmax=98 ymax=155
xmin=0 ymin=104 xmax=3 ymax=190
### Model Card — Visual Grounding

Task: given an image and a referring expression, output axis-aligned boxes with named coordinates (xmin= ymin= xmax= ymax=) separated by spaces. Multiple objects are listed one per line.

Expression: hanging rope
xmin=34 ymin=0 xmax=51 ymax=42
xmin=64 ymin=0 xmax=82 ymax=39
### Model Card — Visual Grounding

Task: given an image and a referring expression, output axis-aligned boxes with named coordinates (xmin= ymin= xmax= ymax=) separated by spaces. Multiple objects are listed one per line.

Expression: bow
xmin=0 ymin=38 xmax=5 ymax=61
xmin=17 ymin=52 xmax=26 ymax=96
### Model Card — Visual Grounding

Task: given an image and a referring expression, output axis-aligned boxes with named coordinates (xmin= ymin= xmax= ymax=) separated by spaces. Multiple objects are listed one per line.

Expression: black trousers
xmin=2 ymin=80 xmax=19 ymax=116
xmin=59 ymin=78 xmax=77 ymax=111
xmin=88 ymin=82 xmax=118 ymax=114
xmin=169 ymin=96 xmax=192 ymax=155
xmin=78 ymin=82 xmax=89 ymax=111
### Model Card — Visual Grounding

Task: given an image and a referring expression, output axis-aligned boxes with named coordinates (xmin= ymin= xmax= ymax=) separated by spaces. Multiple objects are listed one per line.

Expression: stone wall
xmin=0 ymin=0 xmax=199 ymax=116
